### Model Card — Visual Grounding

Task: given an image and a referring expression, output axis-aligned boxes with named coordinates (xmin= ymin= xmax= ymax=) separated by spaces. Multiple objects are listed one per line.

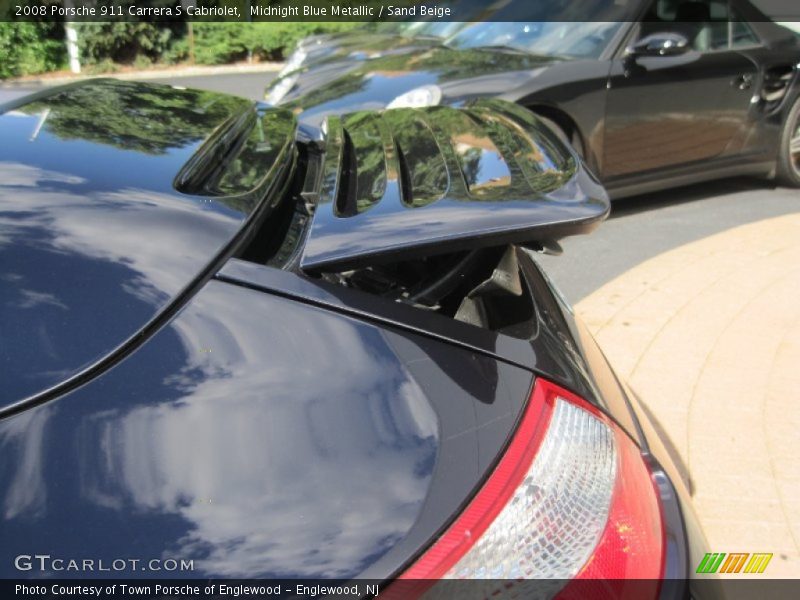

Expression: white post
xmin=64 ymin=0 xmax=81 ymax=74
xmin=182 ymin=1 xmax=197 ymax=64
xmin=65 ymin=25 xmax=80 ymax=74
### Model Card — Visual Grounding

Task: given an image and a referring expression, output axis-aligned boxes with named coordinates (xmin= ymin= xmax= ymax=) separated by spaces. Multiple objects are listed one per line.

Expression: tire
xmin=775 ymin=94 xmax=800 ymax=187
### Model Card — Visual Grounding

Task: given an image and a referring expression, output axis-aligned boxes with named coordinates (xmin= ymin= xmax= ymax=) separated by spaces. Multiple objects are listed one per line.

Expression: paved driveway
xmin=537 ymin=181 xmax=800 ymax=578
xmin=574 ymin=212 xmax=800 ymax=577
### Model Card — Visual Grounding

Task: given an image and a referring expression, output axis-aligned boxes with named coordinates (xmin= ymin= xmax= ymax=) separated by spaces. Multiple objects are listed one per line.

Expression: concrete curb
xmin=0 ymin=62 xmax=285 ymax=88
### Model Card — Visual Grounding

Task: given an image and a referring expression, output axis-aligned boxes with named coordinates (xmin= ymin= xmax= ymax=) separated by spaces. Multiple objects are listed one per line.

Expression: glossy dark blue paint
xmin=0 ymin=80 xmax=295 ymax=410
xmin=218 ymin=252 xmax=642 ymax=445
xmin=0 ymin=278 xmax=531 ymax=579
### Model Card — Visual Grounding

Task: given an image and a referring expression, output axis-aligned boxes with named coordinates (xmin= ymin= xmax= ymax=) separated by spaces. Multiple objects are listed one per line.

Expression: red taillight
xmin=572 ymin=415 xmax=666 ymax=578
xmin=386 ymin=378 xmax=665 ymax=599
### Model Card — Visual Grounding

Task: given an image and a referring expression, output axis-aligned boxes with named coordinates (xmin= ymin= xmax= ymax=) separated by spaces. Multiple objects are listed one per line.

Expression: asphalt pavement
xmin=142 ymin=71 xmax=277 ymax=101
xmin=0 ymin=67 xmax=277 ymax=106
xmin=536 ymin=178 xmax=800 ymax=303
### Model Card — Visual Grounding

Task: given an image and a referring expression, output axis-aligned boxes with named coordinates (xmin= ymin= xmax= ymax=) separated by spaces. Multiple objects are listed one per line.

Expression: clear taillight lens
xmin=388 ymin=378 xmax=665 ymax=600
xmin=446 ymin=397 xmax=617 ymax=579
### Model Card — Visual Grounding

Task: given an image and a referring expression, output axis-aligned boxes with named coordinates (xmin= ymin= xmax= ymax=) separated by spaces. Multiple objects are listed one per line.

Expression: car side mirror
xmin=626 ymin=32 xmax=690 ymax=57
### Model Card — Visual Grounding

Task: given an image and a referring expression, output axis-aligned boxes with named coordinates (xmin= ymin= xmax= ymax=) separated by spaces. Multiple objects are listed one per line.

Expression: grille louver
xmin=300 ymin=99 xmax=608 ymax=272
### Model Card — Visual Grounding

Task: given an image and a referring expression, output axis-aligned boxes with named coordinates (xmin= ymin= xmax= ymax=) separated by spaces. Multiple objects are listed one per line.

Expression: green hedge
xmin=0 ymin=22 xmax=66 ymax=79
xmin=0 ymin=21 xmax=359 ymax=79
xmin=186 ymin=22 xmax=358 ymax=65
xmin=76 ymin=22 xmax=181 ymax=66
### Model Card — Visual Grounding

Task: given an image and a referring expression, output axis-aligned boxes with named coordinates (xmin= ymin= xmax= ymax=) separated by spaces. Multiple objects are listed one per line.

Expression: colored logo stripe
xmin=744 ymin=553 xmax=773 ymax=574
xmin=696 ymin=552 xmax=772 ymax=574
xmin=696 ymin=553 xmax=726 ymax=573
xmin=719 ymin=553 xmax=749 ymax=573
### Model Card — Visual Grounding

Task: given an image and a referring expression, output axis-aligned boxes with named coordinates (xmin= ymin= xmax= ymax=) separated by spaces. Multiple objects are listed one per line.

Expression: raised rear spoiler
xmin=299 ymin=99 xmax=609 ymax=272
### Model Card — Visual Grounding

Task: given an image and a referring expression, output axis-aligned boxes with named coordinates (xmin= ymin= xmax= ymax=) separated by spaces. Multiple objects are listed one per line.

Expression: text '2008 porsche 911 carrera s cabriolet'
xmin=0 ymin=79 xmax=710 ymax=598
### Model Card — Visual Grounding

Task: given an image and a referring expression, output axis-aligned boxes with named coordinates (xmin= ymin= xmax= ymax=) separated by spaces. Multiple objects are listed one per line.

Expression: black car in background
xmin=270 ymin=20 xmax=468 ymax=87
xmin=0 ymin=80 xmax=708 ymax=596
xmin=267 ymin=0 xmax=800 ymax=197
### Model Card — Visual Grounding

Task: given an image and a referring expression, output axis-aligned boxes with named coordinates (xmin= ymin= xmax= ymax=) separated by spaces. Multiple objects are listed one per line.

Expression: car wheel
xmin=535 ymin=115 xmax=584 ymax=159
xmin=776 ymin=94 xmax=800 ymax=187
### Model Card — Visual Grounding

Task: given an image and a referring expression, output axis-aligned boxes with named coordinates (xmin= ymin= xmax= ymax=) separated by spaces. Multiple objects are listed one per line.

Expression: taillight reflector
xmin=386 ymin=378 xmax=665 ymax=599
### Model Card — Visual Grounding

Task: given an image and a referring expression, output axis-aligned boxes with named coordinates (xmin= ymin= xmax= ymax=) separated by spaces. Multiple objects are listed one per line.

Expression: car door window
xmin=640 ymin=0 xmax=760 ymax=51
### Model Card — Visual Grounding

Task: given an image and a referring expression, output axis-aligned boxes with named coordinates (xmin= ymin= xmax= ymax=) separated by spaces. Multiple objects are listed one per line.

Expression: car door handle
xmin=732 ymin=74 xmax=753 ymax=90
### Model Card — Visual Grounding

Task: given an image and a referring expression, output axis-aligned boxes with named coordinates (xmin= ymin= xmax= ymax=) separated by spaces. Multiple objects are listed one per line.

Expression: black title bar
xmin=2 ymin=0 xmax=797 ymax=23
